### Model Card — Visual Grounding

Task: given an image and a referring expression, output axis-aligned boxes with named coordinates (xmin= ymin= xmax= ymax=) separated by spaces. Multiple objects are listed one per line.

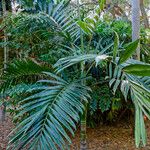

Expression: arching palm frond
xmin=37 ymin=0 xmax=80 ymax=43
xmin=0 ymin=59 xmax=50 ymax=94
xmin=4 ymin=83 xmax=39 ymax=97
xmin=55 ymin=53 xmax=111 ymax=74
xmin=5 ymin=59 xmax=50 ymax=78
xmin=8 ymin=72 xmax=91 ymax=150
xmin=54 ymin=38 xmax=150 ymax=148
xmin=108 ymin=60 xmax=150 ymax=147
xmin=16 ymin=0 xmax=80 ymax=43
xmin=108 ymin=38 xmax=150 ymax=147
xmin=140 ymin=76 xmax=150 ymax=89
xmin=54 ymin=54 xmax=97 ymax=73
xmin=130 ymin=81 xmax=150 ymax=147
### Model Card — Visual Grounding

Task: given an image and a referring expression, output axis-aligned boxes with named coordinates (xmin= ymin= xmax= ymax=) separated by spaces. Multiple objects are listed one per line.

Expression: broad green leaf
xmin=85 ymin=18 xmax=95 ymax=26
xmin=113 ymin=80 xmax=120 ymax=93
xmin=113 ymin=31 xmax=119 ymax=61
xmin=77 ymin=20 xmax=93 ymax=35
xmin=123 ymin=64 xmax=150 ymax=76
xmin=119 ymin=39 xmax=139 ymax=64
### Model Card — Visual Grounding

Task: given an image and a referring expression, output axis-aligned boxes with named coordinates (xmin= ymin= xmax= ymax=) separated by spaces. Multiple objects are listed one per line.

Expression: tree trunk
xmin=131 ymin=0 xmax=140 ymax=60
xmin=0 ymin=0 xmax=8 ymax=122
xmin=140 ymin=0 xmax=149 ymax=28
xmin=0 ymin=104 xmax=6 ymax=122
xmin=2 ymin=0 xmax=8 ymax=69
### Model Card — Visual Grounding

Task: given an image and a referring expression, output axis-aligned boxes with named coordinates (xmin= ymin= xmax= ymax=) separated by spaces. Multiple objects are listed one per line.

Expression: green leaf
xmin=135 ymin=102 xmax=141 ymax=147
xmin=119 ymin=39 xmax=139 ymax=64
xmin=113 ymin=31 xmax=119 ymax=61
xmin=98 ymin=0 xmax=106 ymax=10
xmin=77 ymin=20 xmax=93 ymax=35
xmin=55 ymin=54 xmax=97 ymax=73
xmin=140 ymin=110 xmax=147 ymax=146
xmin=123 ymin=64 xmax=150 ymax=76
xmin=130 ymin=81 xmax=150 ymax=147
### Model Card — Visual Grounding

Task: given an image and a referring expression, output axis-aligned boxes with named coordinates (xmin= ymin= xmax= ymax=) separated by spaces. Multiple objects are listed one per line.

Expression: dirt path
xmin=1 ymin=117 xmax=150 ymax=150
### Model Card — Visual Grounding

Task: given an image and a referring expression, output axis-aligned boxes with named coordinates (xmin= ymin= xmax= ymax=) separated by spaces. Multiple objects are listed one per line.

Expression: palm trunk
xmin=0 ymin=103 xmax=6 ymax=122
xmin=140 ymin=0 xmax=149 ymax=28
xmin=131 ymin=0 xmax=140 ymax=60
xmin=80 ymin=61 xmax=88 ymax=150
xmin=77 ymin=0 xmax=88 ymax=149
xmin=80 ymin=102 xmax=87 ymax=150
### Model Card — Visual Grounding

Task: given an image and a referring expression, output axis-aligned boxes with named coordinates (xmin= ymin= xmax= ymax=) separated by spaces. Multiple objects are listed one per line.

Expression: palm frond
xmin=5 ymin=59 xmax=50 ymax=78
xmin=55 ymin=54 xmax=112 ymax=73
xmin=36 ymin=0 xmax=80 ymax=43
xmin=130 ymin=81 xmax=150 ymax=147
xmin=8 ymin=72 xmax=91 ymax=150
xmin=108 ymin=59 xmax=150 ymax=147
xmin=0 ymin=59 xmax=50 ymax=93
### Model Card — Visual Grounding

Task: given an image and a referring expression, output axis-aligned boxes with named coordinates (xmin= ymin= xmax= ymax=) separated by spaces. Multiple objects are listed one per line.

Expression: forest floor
xmin=1 ymin=116 xmax=150 ymax=150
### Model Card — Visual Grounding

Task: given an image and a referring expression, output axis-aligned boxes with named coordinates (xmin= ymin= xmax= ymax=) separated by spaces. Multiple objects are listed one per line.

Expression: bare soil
xmin=71 ymin=122 xmax=150 ymax=150
xmin=1 ymin=116 xmax=150 ymax=150
xmin=0 ymin=116 xmax=14 ymax=150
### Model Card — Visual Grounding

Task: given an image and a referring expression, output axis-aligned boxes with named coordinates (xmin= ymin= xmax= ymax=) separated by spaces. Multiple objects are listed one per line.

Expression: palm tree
xmin=131 ymin=0 xmax=140 ymax=60
xmin=1 ymin=1 xmax=150 ymax=149
xmin=3 ymin=38 xmax=150 ymax=150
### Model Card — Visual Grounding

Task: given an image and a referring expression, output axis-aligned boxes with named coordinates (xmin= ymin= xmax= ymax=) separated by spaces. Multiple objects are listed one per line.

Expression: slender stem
xmin=77 ymin=0 xmax=88 ymax=149
xmin=87 ymin=35 xmax=92 ymax=52
xmin=80 ymin=101 xmax=87 ymax=150
xmin=77 ymin=0 xmax=84 ymax=52
xmin=80 ymin=61 xmax=87 ymax=150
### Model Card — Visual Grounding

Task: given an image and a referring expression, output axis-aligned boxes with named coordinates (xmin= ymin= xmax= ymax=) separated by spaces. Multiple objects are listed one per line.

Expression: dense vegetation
xmin=0 ymin=0 xmax=150 ymax=150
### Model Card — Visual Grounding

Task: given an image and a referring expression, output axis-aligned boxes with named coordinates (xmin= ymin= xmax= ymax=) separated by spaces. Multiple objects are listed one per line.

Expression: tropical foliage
xmin=0 ymin=0 xmax=150 ymax=150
